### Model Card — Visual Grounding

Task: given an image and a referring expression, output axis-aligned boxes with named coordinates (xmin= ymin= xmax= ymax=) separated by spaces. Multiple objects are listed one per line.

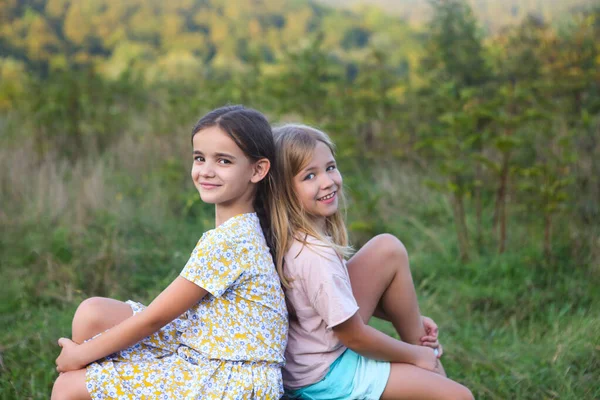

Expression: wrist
xmin=76 ymin=342 xmax=93 ymax=367
xmin=406 ymin=343 xmax=424 ymax=365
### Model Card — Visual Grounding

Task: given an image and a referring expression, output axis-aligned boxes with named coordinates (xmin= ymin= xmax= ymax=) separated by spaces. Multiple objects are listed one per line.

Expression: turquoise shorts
xmin=286 ymin=349 xmax=391 ymax=400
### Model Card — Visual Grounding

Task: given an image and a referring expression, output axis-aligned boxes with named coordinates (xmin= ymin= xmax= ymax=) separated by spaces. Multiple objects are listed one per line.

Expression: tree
xmin=416 ymin=0 xmax=491 ymax=260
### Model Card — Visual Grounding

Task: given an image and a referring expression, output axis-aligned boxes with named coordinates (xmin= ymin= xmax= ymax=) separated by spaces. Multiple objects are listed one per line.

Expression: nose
xmin=201 ymin=162 xmax=216 ymax=178
xmin=319 ymin=173 xmax=335 ymax=190
xmin=194 ymin=161 xmax=215 ymax=179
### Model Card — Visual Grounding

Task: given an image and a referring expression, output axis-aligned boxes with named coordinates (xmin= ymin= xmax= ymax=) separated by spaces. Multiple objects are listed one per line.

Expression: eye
xmin=218 ymin=159 xmax=232 ymax=165
xmin=194 ymin=155 xmax=204 ymax=162
xmin=326 ymin=165 xmax=336 ymax=172
xmin=303 ymin=173 xmax=315 ymax=181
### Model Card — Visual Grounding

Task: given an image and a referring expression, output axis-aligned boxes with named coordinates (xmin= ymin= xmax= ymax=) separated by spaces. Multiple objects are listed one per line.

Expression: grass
xmin=1 ymin=126 xmax=598 ymax=399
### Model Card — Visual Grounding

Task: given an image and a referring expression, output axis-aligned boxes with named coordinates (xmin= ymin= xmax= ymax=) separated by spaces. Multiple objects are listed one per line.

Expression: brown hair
xmin=192 ymin=105 xmax=277 ymax=260
xmin=271 ymin=124 xmax=352 ymax=288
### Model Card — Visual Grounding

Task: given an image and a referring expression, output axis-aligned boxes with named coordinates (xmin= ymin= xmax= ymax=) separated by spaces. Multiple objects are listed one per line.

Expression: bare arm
xmin=58 ymin=277 xmax=207 ymax=370
xmin=332 ymin=312 xmax=438 ymax=371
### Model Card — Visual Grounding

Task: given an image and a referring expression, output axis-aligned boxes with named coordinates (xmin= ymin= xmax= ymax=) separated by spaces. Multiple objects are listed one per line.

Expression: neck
xmin=215 ymin=201 xmax=255 ymax=227
xmin=312 ymin=216 xmax=327 ymax=234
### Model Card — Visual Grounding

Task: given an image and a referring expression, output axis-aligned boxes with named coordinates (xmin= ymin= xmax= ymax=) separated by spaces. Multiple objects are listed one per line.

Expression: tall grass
xmin=1 ymin=108 xmax=598 ymax=399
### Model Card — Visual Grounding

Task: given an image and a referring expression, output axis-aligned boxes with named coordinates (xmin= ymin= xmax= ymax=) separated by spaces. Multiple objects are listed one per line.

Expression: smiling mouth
xmin=318 ymin=191 xmax=336 ymax=201
xmin=200 ymin=183 xmax=220 ymax=189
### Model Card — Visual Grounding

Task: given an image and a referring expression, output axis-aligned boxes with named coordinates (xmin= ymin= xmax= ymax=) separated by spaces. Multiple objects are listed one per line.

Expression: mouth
xmin=317 ymin=191 xmax=336 ymax=202
xmin=199 ymin=182 xmax=221 ymax=189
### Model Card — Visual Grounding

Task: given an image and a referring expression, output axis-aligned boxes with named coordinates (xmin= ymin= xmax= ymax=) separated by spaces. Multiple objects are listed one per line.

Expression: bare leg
xmin=347 ymin=234 xmax=446 ymax=376
xmin=381 ymin=363 xmax=473 ymax=400
xmin=51 ymin=369 xmax=90 ymax=400
xmin=52 ymin=299 xmax=132 ymax=399
xmin=71 ymin=297 xmax=133 ymax=344
xmin=347 ymin=234 xmax=424 ymax=344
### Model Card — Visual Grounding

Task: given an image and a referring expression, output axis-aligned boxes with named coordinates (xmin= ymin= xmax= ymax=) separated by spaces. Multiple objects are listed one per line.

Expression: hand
xmin=420 ymin=316 xmax=443 ymax=357
xmin=55 ymin=338 xmax=85 ymax=373
xmin=413 ymin=345 xmax=440 ymax=372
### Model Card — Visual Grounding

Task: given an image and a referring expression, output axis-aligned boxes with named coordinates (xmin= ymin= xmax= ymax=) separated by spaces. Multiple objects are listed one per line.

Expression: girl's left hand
xmin=420 ymin=316 xmax=443 ymax=357
xmin=55 ymin=338 xmax=85 ymax=373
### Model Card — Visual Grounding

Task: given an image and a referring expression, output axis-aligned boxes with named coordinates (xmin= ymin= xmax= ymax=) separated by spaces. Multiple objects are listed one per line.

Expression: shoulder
xmin=286 ymin=236 xmax=342 ymax=274
xmin=209 ymin=213 xmax=264 ymax=248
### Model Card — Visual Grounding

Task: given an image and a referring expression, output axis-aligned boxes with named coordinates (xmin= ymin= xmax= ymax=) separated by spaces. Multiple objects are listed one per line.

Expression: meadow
xmin=1 ymin=0 xmax=599 ymax=398
xmin=1 ymin=108 xmax=598 ymax=398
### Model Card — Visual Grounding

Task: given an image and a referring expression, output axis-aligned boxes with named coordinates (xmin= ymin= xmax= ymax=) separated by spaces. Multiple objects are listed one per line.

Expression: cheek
xmin=294 ymin=182 xmax=311 ymax=205
xmin=334 ymin=171 xmax=342 ymax=186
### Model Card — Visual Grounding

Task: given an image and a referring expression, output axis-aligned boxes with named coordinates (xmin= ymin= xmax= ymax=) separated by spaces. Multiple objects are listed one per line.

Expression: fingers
xmin=428 ymin=322 xmax=438 ymax=334
xmin=421 ymin=340 xmax=440 ymax=349
xmin=420 ymin=331 xmax=443 ymax=358
xmin=422 ymin=316 xmax=438 ymax=331
xmin=420 ymin=334 xmax=438 ymax=342
xmin=56 ymin=337 xmax=69 ymax=374
xmin=58 ymin=337 xmax=74 ymax=348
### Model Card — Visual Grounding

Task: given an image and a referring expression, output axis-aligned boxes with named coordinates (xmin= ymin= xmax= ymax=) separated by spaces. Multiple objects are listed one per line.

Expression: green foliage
xmin=319 ymin=0 xmax=597 ymax=33
xmin=0 ymin=0 xmax=422 ymax=85
xmin=0 ymin=1 xmax=599 ymax=399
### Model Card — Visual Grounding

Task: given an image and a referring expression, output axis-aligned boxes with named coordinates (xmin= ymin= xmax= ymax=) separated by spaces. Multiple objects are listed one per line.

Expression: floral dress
xmin=85 ymin=213 xmax=288 ymax=399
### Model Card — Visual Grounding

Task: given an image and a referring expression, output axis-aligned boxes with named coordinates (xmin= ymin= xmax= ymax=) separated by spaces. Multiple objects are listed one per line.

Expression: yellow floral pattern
xmin=85 ymin=213 xmax=288 ymax=399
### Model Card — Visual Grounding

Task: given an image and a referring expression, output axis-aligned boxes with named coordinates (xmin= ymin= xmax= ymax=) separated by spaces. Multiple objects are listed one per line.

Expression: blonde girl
xmin=272 ymin=124 xmax=473 ymax=400
xmin=51 ymin=105 xmax=288 ymax=399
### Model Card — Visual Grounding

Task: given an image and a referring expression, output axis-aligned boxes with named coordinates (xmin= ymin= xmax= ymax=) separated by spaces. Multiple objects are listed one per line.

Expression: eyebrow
xmin=192 ymin=150 xmax=236 ymax=160
xmin=215 ymin=152 xmax=236 ymax=160
xmin=300 ymin=160 xmax=336 ymax=174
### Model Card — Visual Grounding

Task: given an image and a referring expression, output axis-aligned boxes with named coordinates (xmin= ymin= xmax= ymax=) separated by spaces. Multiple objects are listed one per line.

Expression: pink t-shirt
xmin=282 ymin=236 xmax=359 ymax=389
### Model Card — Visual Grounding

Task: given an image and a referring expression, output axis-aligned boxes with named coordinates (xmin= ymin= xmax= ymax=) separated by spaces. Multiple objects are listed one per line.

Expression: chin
xmin=322 ymin=207 xmax=338 ymax=217
xmin=199 ymin=194 xmax=219 ymax=204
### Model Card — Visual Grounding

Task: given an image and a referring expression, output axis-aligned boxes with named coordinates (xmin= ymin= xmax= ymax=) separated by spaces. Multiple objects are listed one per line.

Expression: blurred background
xmin=1 ymin=0 xmax=599 ymax=398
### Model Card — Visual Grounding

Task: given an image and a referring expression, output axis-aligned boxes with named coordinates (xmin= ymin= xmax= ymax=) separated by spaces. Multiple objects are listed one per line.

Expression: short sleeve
xmin=296 ymin=245 xmax=359 ymax=329
xmin=180 ymin=235 xmax=247 ymax=297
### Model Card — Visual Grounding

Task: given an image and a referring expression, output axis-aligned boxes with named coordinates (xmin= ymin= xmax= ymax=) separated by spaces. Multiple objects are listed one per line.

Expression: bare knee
xmin=72 ymin=297 xmax=107 ymax=342
xmin=373 ymin=233 xmax=409 ymax=263
xmin=460 ymin=386 xmax=474 ymax=400
xmin=74 ymin=297 xmax=106 ymax=325
xmin=450 ymin=384 xmax=474 ymax=400
xmin=51 ymin=373 xmax=70 ymax=400
xmin=51 ymin=371 xmax=88 ymax=400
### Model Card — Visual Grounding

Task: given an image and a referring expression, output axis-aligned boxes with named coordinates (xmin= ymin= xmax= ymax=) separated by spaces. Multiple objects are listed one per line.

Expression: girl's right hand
xmin=413 ymin=345 xmax=440 ymax=372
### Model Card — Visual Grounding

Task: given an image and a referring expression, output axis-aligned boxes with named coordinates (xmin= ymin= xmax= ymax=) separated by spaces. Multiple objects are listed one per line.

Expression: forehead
xmin=297 ymin=141 xmax=335 ymax=174
xmin=192 ymin=126 xmax=243 ymax=154
xmin=309 ymin=141 xmax=334 ymax=163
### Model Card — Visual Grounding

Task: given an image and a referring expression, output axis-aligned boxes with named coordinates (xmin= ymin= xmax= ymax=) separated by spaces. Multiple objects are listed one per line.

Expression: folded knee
xmin=75 ymin=297 xmax=105 ymax=323
xmin=51 ymin=372 xmax=84 ymax=400
xmin=72 ymin=297 xmax=108 ymax=339
xmin=373 ymin=233 xmax=408 ymax=261
xmin=454 ymin=385 xmax=474 ymax=400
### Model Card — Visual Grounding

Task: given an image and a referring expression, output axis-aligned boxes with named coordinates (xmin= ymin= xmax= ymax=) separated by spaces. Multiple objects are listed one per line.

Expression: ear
xmin=250 ymin=158 xmax=271 ymax=184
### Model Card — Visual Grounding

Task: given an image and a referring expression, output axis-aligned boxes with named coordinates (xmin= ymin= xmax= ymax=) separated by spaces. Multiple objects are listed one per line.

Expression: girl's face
xmin=293 ymin=141 xmax=342 ymax=228
xmin=191 ymin=126 xmax=259 ymax=208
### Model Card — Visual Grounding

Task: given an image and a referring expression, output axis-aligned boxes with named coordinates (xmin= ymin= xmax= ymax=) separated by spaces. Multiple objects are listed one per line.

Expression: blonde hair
xmin=272 ymin=124 xmax=353 ymax=288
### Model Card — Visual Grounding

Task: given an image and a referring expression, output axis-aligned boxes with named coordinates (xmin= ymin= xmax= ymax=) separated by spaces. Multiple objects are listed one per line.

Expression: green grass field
xmin=1 ymin=150 xmax=598 ymax=399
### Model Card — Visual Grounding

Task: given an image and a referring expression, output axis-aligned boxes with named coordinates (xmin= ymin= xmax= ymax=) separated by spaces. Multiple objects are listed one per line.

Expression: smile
xmin=200 ymin=183 xmax=221 ymax=189
xmin=317 ymin=191 xmax=336 ymax=201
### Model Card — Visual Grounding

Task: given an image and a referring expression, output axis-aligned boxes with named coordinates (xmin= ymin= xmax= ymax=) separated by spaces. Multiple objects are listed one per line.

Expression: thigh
xmin=346 ymin=234 xmax=405 ymax=323
xmin=81 ymin=297 xmax=133 ymax=325
xmin=51 ymin=369 xmax=90 ymax=400
xmin=381 ymin=363 xmax=473 ymax=400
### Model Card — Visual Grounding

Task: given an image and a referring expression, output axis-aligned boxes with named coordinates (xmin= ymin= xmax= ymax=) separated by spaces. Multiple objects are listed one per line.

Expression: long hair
xmin=191 ymin=105 xmax=277 ymax=260
xmin=272 ymin=124 xmax=352 ymax=288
